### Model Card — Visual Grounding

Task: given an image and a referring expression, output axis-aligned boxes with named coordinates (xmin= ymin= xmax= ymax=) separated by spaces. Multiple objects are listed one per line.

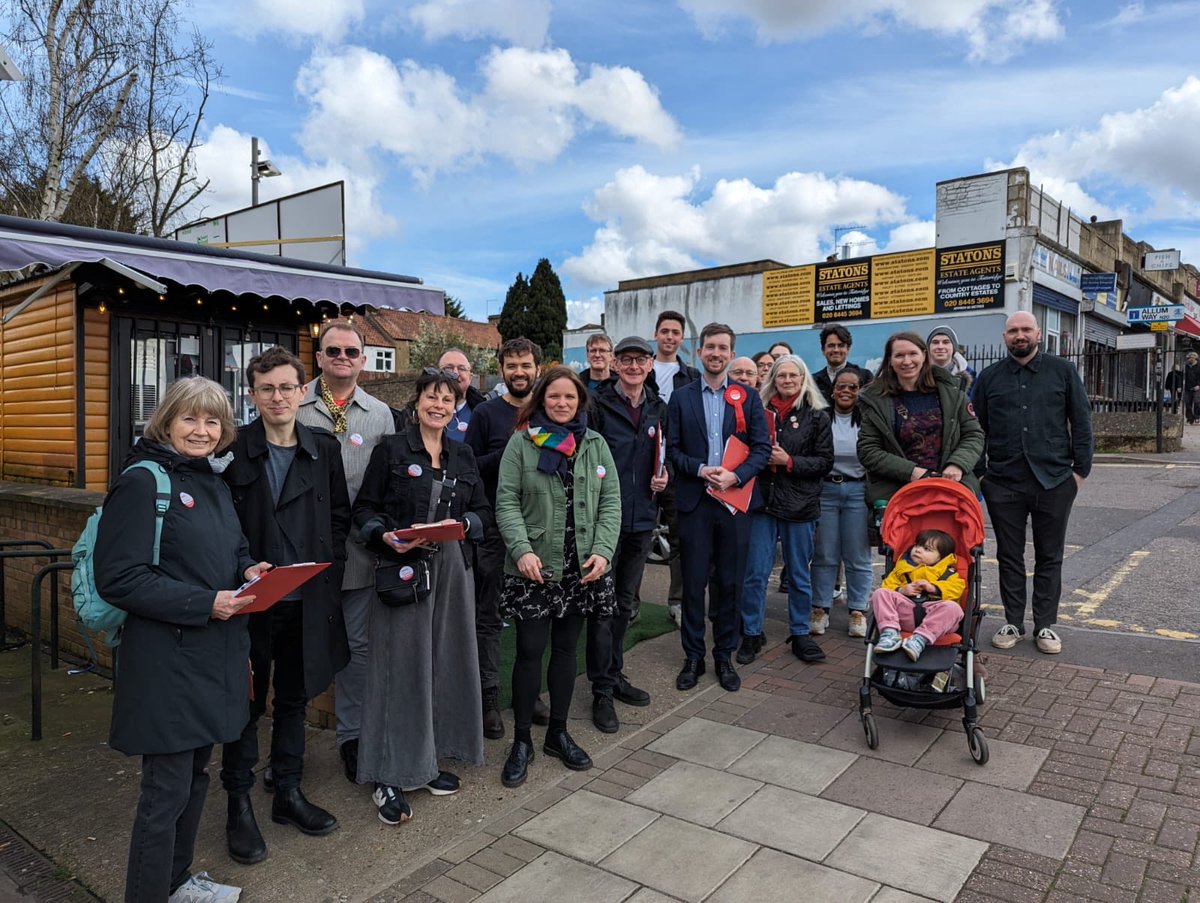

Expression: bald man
xmin=973 ymin=311 xmax=1093 ymax=656
xmin=729 ymin=356 xmax=759 ymax=389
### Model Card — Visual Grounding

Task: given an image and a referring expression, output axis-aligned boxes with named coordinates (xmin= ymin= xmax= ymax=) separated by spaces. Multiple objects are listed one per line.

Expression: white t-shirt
xmin=653 ymin=360 xmax=680 ymax=402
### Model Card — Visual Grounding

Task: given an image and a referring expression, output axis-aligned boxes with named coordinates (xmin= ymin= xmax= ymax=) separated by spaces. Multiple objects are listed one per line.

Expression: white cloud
xmin=991 ymin=76 xmax=1200 ymax=224
xmin=566 ymin=298 xmax=605 ymax=328
xmin=295 ymin=45 xmax=680 ymax=181
xmin=409 ymin=0 xmax=550 ymax=47
xmin=678 ymin=0 xmax=1065 ymax=62
xmin=210 ymin=0 xmax=365 ymax=41
xmin=185 ymin=125 xmax=396 ymax=264
xmin=561 ymin=165 xmax=917 ymax=289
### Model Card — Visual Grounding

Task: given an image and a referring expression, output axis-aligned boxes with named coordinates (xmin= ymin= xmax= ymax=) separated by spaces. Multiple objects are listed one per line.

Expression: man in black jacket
xmin=438 ymin=348 xmax=486 ymax=440
xmin=812 ymin=323 xmax=873 ymax=406
xmin=587 ymin=336 xmax=669 ymax=732
xmin=221 ymin=347 xmax=351 ymax=865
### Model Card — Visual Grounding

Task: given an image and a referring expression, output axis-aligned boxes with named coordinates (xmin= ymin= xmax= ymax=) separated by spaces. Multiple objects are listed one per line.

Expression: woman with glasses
xmin=494 ymin=366 xmax=621 ymax=787
xmin=738 ymin=355 xmax=833 ymax=665
xmin=809 ymin=368 xmax=874 ymax=641
xmin=352 ymin=368 xmax=492 ymax=825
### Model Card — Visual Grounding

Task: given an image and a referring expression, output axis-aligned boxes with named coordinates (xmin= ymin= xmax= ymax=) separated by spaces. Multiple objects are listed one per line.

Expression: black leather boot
xmin=226 ymin=794 xmax=267 ymax=865
xmin=271 ymin=787 xmax=338 ymax=836
xmin=482 ymin=687 xmax=505 ymax=740
xmin=338 ymin=739 xmax=359 ymax=784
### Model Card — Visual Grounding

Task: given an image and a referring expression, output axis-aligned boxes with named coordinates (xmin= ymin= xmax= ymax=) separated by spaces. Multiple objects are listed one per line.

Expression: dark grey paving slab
xmin=644 ymin=717 xmax=766 ymax=769
xmin=512 ymin=790 xmax=658 ymax=863
xmin=718 ymin=784 xmax=865 ymax=860
xmin=726 ymin=734 xmax=857 ymax=794
xmin=826 ymin=814 xmax=987 ymax=902
xmin=821 ymin=757 xmax=962 ymax=826
xmin=625 ymin=761 xmax=762 ymax=827
xmin=601 ymin=815 xmax=757 ymax=902
xmin=474 ymin=851 xmax=637 ymax=903
xmin=931 ymin=782 xmax=1085 ymax=859
xmin=708 ymin=847 xmax=879 ymax=903
xmin=733 ymin=694 xmax=851 ymax=743
xmin=914 ymin=731 xmax=1048 ymax=790
xmin=820 ymin=712 xmax=942 ymax=766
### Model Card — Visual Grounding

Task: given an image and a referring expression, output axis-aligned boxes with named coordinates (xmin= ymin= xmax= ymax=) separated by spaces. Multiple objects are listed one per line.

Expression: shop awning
xmin=0 ymin=214 xmax=443 ymax=313
xmin=1174 ymin=316 xmax=1200 ymax=339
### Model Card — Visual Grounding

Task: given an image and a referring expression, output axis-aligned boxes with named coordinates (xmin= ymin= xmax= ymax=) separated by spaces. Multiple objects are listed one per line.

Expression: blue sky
xmin=182 ymin=0 xmax=1200 ymax=325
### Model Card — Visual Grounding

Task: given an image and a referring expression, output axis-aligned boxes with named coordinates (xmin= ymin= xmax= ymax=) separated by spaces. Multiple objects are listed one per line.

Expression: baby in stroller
xmin=870 ymin=529 xmax=965 ymax=661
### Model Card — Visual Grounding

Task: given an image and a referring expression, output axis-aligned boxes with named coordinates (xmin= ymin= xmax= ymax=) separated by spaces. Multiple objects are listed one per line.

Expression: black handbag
xmin=375 ymin=556 xmax=432 ymax=607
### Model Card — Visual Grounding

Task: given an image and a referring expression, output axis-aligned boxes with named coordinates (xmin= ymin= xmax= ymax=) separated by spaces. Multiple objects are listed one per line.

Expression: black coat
xmin=95 ymin=440 xmax=256 ymax=756
xmin=353 ymin=425 xmax=494 ymax=565
xmin=760 ymin=402 xmax=833 ymax=522
xmin=224 ymin=419 xmax=351 ymax=702
xmin=589 ymin=380 xmax=667 ymax=533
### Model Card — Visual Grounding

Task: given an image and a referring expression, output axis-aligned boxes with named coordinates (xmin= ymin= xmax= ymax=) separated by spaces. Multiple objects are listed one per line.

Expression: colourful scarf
xmin=527 ymin=411 xmax=588 ymax=476
xmin=319 ymin=377 xmax=349 ymax=433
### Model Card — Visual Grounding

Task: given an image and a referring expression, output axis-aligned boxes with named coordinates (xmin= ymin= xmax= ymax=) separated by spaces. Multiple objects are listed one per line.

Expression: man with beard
xmin=465 ymin=338 xmax=548 ymax=737
xmin=975 ymin=311 xmax=1093 ymax=656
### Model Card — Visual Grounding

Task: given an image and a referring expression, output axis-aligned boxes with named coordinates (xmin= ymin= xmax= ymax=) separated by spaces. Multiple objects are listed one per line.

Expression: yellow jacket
xmin=881 ymin=552 xmax=965 ymax=602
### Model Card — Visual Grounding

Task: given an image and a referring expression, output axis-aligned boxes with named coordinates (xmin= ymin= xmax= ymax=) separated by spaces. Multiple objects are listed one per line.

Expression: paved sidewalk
xmin=373 ymin=630 xmax=1200 ymax=903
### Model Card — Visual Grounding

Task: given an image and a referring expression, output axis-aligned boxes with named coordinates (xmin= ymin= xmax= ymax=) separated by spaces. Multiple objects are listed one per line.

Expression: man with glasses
xmin=586 ymin=336 xmax=668 ymax=732
xmin=584 ymin=333 xmax=614 ymax=391
xmin=438 ymin=348 xmax=486 ymax=441
xmin=297 ymin=318 xmax=394 ymax=786
xmin=220 ymin=347 xmax=351 ymax=864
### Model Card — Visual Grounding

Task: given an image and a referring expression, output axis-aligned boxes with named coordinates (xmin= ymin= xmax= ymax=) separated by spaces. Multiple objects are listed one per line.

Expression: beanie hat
xmin=926 ymin=325 xmax=961 ymax=347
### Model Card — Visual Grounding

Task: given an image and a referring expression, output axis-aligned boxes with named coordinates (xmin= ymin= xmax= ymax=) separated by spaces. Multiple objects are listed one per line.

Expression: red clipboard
xmin=395 ymin=519 xmax=466 ymax=542
xmin=705 ymin=435 xmax=755 ymax=514
xmin=235 ymin=562 xmax=332 ymax=614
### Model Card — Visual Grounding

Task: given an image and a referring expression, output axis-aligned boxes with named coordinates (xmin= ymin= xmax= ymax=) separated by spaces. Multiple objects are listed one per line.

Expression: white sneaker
xmin=809 ymin=608 xmax=829 ymax=636
xmin=991 ymin=623 xmax=1023 ymax=650
xmin=169 ymin=872 xmax=241 ymax=903
xmin=667 ymin=603 xmax=682 ymax=629
xmin=847 ymin=611 xmax=867 ymax=638
xmin=1035 ymin=627 xmax=1062 ymax=654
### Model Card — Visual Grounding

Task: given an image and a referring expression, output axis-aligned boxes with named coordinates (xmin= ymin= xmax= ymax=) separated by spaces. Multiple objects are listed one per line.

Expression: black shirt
xmin=973 ymin=350 xmax=1094 ymax=490
xmin=464 ymin=396 xmax=521 ymax=504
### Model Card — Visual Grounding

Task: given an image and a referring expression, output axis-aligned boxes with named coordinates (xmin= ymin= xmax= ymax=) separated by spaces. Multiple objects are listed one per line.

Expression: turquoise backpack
xmin=71 ymin=461 xmax=172 ymax=649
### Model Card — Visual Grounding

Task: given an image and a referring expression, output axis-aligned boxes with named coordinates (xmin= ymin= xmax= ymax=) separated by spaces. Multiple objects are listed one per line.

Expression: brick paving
xmin=374 ymin=631 xmax=1200 ymax=903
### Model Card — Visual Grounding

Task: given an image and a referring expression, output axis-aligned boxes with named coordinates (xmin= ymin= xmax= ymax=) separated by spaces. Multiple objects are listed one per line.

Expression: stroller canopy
xmin=880 ymin=477 xmax=986 ymax=561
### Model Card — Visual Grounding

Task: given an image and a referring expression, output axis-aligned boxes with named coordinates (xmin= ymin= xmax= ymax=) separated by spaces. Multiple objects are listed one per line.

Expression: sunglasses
xmin=321 ymin=345 xmax=361 ymax=359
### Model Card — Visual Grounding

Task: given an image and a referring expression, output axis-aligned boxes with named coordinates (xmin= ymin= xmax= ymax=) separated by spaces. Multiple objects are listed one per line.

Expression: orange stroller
xmin=859 ymin=477 xmax=989 ymax=764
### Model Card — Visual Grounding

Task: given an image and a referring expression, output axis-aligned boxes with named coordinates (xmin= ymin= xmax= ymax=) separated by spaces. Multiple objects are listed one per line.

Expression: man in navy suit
xmin=667 ymin=322 xmax=771 ymax=692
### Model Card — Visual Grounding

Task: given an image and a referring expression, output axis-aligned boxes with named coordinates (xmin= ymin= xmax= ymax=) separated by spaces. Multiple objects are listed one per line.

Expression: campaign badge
xmin=349 ymin=433 xmax=364 ymax=447
xmin=457 ymin=421 xmax=468 ymax=432
xmin=648 ymin=426 xmax=656 ymax=437
xmin=399 ymin=565 xmax=414 ymax=582
xmin=596 ymin=465 xmax=607 ymax=479
xmin=408 ymin=464 xmax=423 ymax=477
xmin=179 ymin=492 xmax=195 ymax=508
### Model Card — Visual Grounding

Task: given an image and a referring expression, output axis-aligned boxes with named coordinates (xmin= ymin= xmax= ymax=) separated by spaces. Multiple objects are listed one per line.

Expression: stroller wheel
xmin=862 ymin=712 xmax=879 ymax=750
xmin=968 ymin=725 xmax=989 ymax=765
xmin=976 ymin=675 xmax=986 ymax=706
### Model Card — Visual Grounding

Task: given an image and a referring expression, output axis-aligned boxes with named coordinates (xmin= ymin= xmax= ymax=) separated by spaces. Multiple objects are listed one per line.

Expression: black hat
xmin=613 ymin=336 xmax=653 ymax=356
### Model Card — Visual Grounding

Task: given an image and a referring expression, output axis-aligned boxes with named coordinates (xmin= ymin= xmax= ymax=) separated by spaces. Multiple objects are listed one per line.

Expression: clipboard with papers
xmin=234 ymin=562 xmax=332 ymax=614
xmin=705 ymin=435 xmax=755 ymax=514
xmin=394 ymin=519 xmax=466 ymax=542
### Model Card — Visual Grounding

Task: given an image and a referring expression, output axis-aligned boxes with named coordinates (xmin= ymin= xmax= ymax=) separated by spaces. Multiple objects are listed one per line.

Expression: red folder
xmin=235 ymin=562 xmax=332 ymax=614
xmin=395 ymin=519 xmax=466 ymax=542
xmin=705 ymin=435 xmax=756 ymax=514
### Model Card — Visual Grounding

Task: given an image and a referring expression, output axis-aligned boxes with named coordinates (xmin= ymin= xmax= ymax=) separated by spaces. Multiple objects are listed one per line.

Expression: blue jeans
xmin=742 ymin=513 xmax=817 ymax=637
xmin=811 ymin=479 xmax=873 ymax=613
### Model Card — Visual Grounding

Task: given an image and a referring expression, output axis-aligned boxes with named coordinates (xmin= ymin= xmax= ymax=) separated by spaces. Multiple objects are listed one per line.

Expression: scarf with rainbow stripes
xmin=527 ymin=411 xmax=588 ymax=476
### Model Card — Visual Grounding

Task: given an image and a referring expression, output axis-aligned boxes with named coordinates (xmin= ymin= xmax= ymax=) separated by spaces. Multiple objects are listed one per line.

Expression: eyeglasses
xmin=617 ymin=355 xmax=650 ymax=366
xmin=440 ymin=363 xmax=472 ymax=374
xmin=321 ymin=345 xmax=361 ymax=359
xmin=251 ymin=384 xmax=300 ymax=398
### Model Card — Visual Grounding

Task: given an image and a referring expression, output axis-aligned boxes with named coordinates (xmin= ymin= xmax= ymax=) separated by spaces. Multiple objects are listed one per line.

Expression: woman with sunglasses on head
xmin=494 ymin=366 xmax=621 ymax=788
xmin=351 ymin=368 xmax=492 ymax=826
xmin=809 ymin=368 xmax=874 ymax=640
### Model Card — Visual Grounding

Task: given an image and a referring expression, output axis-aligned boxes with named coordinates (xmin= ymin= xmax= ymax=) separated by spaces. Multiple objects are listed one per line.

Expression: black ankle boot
xmin=482 ymin=687 xmax=505 ymax=740
xmin=271 ymin=787 xmax=338 ymax=836
xmin=226 ymin=794 xmax=267 ymax=865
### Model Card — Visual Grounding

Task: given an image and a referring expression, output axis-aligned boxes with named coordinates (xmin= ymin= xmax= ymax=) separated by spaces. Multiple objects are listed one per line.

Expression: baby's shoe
xmin=902 ymin=634 xmax=928 ymax=661
xmin=874 ymin=628 xmax=901 ymax=653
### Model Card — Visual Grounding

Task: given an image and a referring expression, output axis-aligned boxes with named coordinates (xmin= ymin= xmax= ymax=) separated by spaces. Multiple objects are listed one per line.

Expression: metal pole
xmin=1156 ymin=330 xmax=1165 ymax=453
xmin=251 ymin=136 xmax=260 ymax=207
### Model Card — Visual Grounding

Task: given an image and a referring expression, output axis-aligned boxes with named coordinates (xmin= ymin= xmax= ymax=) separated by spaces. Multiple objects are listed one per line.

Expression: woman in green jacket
xmin=494 ymin=365 xmax=621 ymax=788
xmin=857 ymin=331 xmax=984 ymax=508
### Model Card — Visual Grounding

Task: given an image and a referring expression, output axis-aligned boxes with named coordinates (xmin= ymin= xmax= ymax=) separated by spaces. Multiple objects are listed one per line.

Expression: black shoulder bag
xmin=375 ymin=447 xmax=459 ymax=607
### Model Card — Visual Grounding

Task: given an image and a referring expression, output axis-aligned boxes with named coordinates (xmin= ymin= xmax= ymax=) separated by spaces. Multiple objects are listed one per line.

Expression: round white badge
xmin=408 ymin=464 xmax=423 ymax=478
xmin=596 ymin=465 xmax=607 ymax=479
xmin=399 ymin=565 xmax=414 ymax=581
xmin=648 ymin=426 xmax=656 ymax=437
xmin=349 ymin=433 xmax=364 ymax=447
xmin=457 ymin=421 xmax=468 ymax=432
xmin=179 ymin=492 xmax=194 ymax=508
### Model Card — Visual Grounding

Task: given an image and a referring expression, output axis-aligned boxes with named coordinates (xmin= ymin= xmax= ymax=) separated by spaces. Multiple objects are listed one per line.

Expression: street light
xmin=0 ymin=45 xmax=24 ymax=81
xmin=250 ymin=136 xmax=282 ymax=206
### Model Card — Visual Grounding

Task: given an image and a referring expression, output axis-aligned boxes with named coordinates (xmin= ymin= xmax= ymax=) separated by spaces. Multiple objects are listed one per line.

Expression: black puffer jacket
xmin=589 ymin=380 xmax=667 ymax=533
xmin=759 ymin=402 xmax=834 ymax=523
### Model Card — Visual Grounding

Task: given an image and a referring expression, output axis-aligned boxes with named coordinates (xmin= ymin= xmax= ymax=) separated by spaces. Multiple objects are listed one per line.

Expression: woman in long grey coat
xmin=352 ymin=368 xmax=493 ymax=825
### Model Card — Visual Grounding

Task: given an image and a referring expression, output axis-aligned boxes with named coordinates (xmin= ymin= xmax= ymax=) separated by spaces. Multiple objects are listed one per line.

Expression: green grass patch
xmin=497 ymin=601 xmax=675 ymax=709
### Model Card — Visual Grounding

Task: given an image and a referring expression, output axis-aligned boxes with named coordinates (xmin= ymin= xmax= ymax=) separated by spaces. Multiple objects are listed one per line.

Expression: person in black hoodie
xmin=586 ymin=336 xmax=669 ymax=732
xmin=94 ymin=376 xmax=268 ymax=903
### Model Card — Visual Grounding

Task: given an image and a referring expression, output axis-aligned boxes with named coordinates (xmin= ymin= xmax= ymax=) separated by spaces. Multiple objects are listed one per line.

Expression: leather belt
xmin=824 ymin=474 xmax=864 ymax=483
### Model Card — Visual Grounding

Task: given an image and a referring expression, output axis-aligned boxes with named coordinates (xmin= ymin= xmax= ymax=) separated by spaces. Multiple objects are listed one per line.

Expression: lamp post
xmin=250 ymin=136 xmax=282 ymax=206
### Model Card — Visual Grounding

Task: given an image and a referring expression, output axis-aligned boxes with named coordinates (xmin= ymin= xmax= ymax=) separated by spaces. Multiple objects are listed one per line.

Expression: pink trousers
xmin=870 ymin=588 xmax=963 ymax=644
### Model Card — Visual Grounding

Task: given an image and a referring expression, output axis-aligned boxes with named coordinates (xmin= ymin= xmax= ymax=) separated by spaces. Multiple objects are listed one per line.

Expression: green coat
xmin=856 ymin=366 xmax=984 ymax=506
xmin=495 ymin=429 xmax=622 ymax=581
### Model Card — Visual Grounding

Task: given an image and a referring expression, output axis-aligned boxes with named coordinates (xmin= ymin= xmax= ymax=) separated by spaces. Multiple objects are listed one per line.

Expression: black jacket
xmin=589 ymin=380 xmax=667 ymax=533
xmin=95 ymin=439 xmax=256 ymax=756
xmin=353 ymin=425 xmax=494 ymax=566
xmin=224 ymin=419 xmax=351 ymax=702
xmin=760 ymin=403 xmax=833 ymax=522
xmin=813 ymin=363 xmax=874 ymax=406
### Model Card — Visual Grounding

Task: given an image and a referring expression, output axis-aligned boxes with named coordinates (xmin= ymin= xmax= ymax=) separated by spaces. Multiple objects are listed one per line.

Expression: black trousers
xmin=512 ymin=613 xmax=585 ymax=731
xmin=677 ymin=495 xmax=749 ymax=662
xmin=658 ymin=480 xmax=683 ymax=603
xmin=220 ymin=600 xmax=306 ymax=794
xmin=587 ymin=529 xmax=653 ymax=697
xmin=474 ymin=533 xmax=505 ymax=691
xmin=982 ymin=476 xmax=1078 ymax=634
xmin=124 ymin=745 xmax=212 ymax=903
